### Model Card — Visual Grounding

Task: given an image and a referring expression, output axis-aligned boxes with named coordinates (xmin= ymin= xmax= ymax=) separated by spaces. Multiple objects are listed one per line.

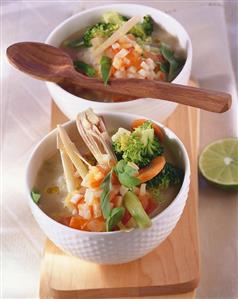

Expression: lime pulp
xmin=199 ymin=138 xmax=238 ymax=189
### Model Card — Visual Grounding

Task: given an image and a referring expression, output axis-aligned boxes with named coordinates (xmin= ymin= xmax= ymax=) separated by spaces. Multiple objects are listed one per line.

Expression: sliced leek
xmin=123 ymin=191 xmax=152 ymax=228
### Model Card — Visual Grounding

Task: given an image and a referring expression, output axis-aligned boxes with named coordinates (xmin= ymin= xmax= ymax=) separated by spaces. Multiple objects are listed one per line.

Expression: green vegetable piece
xmin=31 ymin=188 xmax=41 ymax=204
xmin=82 ymin=22 xmax=119 ymax=47
xmin=63 ymin=38 xmax=85 ymax=48
xmin=159 ymin=61 xmax=170 ymax=74
xmin=100 ymin=171 xmax=113 ymax=219
xmin=130 ymin=15 xmax=153 ymax=40
xmin=124 ymin=191 xmax=152 ymax=228
xmin=147 ymin=162 xmax=184 ymax=190
xmin=74 ymin=60 xmax=96 ymax=77
xmin=114 ymin=160 xmax=141 ymax=189
xmin=160 ymin=43 xmax=185 ymax=81
xmin=106 ymin=207 xmax=125 ymax=231
xmin=102 ymin=11 xmax=128 ymax=26
xmin=100 ymin=56 xmax=112 ymax=85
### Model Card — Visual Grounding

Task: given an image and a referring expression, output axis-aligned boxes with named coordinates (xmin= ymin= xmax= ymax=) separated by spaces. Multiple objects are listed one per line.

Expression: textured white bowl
xmin=45 ymin=4 xmax=192 ymax=122
xmin=25 ymin=112 xmax=190 ymax=264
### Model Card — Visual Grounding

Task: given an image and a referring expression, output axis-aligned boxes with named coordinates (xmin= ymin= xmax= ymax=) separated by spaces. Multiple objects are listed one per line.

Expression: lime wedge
xmin=199 ymin=138 xmax=238 ymax=189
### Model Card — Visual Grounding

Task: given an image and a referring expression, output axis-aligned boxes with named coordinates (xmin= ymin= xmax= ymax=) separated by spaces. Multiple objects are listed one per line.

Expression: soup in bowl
xmin=46 ymin=4 xmax=192 ymax=121
xmin=25 ymin=110 xmax=190 ymax=264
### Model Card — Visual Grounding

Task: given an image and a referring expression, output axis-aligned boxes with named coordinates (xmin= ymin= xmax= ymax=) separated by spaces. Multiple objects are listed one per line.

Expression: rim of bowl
xmin=45 ymin=3 xmax=193 ymax=106
xmin=25 ymin=111 xmax=191 ymax=236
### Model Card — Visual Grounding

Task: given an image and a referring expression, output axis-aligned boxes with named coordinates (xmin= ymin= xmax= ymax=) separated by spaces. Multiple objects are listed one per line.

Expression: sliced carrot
xmin=137 ymin=156 xmax=166 ymax=183
xmin=131 ymin=119 xmax=164 ymax=142
xmin=69 ymin=216 xmax=89 ymax=230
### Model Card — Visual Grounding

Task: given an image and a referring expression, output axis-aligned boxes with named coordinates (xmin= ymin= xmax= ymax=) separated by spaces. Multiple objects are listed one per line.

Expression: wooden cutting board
xmin=40 ymin=90 xmax=200 ymax=299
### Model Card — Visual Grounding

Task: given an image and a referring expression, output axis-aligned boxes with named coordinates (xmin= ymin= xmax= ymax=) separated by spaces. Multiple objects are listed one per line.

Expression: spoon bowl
xmin=7 ymin=42 xmax=74 ymax=82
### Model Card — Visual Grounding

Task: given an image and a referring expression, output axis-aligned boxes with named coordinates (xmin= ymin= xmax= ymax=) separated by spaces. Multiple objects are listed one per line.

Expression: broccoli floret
xmin=142 ymin=15 xmax=153 ymax=36
xmin=82 ymin=22 xmax=119 ymax=47
xmin=112 ymin=121 xmax=163 ymax=168
xmin=130 ymin=15 xmax=153 ymax=40
xmin=147 ymin=162 xmax=184 ymax=189
xmin=102 ymin=11 xmax=128 ymax=26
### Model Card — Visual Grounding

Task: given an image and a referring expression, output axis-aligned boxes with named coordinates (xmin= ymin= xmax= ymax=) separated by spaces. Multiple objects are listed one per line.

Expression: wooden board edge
xmin=50 ymin=278 xmax=199 ymax=298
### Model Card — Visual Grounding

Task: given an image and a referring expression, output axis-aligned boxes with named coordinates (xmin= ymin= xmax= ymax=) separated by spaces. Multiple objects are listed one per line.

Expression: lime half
xmin=199 ymin=138 xmax=238 ymax=189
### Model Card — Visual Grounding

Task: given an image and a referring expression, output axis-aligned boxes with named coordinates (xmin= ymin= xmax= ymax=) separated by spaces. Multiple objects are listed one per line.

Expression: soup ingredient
xmin=102 ymin=11 xmax=128 ymax=26
xmin=114 ymin=160 xmax=140 ymax=188
xmin=103 ymin=12 xmax=153 ymax=41
xmin=76 ymin=109 xmax=117 ymax=167
xmin=57 ymin=133 xmax=80 ymax=192
xmin=100 ymin=56 xmax=112 ymax=85
xmin=199 ymin=138 xmax=238 ymax=189
xmin=112 ymin=120 xmax=163 ymax=167
xmin=93 ymin=15 xmax=141 ymax=57
xmin=70 ymin=22 xmax=119 ymax=48
xmin=69 ymin=216 xmax=88 ymax=230
xmin=130 ymin=15 xmax=153 ymax=40
xmin=100 ymin=170 xmax=113 ymax=218
xmin=160 ymin=43 xmax=185 ymax=81
xmin=124 ymin=191 xmax=152 ymax=228
xmin=57 ymin=125 xmax=88 ymax=178
xmin=147 ymin=162 xmax=184 ymax=189
xmin=131 ymin=119 xmax=164 ymax=142
xmin=106 ymin=206 xmax=125 ymax=231
xmin=31 ymin=188 xmax=41 ymax=203
xmin=100 ymin=170 xmax=126 ymax=231
xmin=74 ymin=60 xmax=96 ymax=77
xmin=137 ymin=155 xmax=166 ymax=183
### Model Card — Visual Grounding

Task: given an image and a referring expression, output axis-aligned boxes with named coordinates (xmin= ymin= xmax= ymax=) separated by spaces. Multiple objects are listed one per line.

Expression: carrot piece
xmin=110 ymin=66 xmax=117 ymax=76
xmin=145 ymin=198 xmax=157 ymax=215
xmin=139 ymin=195 xmax=149 ymax=210
xmin=131 ymin=119 xmax=164 ymax=142
xmin=86 ymin=218 xmax=105 ymax=232
xmin=59 ymin=216 xmax=71 ymax=226
xmin=126 ymin=50 xmax=141 ymax=70
xmin=111 ymin=172 xmax=120 ymax=185
xmin=137 ymin=156 xmax=166 ymax=183
xmin=121 ymin=209 xmax=131 ymax=225
xmin=69 ymin=216 xmax=89 ymax=230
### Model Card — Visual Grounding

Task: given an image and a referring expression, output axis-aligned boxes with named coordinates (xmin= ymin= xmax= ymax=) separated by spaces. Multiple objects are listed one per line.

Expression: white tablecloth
xmin=2 ymin=1 xmax=238 ymax=298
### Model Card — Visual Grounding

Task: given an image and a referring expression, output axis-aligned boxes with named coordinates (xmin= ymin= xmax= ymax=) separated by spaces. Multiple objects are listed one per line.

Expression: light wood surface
xmin=40 ymin=94 xmax=200 ymax=299
xmin=7 ymin=42 xmax=231 ymax=113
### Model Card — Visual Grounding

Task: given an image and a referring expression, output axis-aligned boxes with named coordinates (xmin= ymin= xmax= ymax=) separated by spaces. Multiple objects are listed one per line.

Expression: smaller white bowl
xmin=25 ymin=112 xmax=190 ymax=264
xmin=46 ymin=4 xmax=192 ymax=121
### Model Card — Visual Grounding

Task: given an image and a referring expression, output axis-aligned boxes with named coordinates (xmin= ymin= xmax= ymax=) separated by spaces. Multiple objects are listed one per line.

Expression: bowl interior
xmin=47 ymin=4 xmax=189 ymax=50
xmin=26 ymin=112 xmax=189 ymax=229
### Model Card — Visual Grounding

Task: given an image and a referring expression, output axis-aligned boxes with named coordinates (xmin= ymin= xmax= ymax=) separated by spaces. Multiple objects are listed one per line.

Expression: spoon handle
xmin=68 ymin=72 xmax=231 ymax=113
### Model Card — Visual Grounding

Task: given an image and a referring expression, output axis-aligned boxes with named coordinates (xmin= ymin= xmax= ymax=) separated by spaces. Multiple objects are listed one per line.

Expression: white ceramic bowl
xmin=45 ymin=4 xmax=192 ymax=122
xmin=25 ymin=112 xmax=190 ymax=264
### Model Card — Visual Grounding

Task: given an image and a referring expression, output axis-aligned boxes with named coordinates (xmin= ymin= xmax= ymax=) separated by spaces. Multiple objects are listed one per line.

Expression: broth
xmin=35 ymin=146 xmax=181 ymax=224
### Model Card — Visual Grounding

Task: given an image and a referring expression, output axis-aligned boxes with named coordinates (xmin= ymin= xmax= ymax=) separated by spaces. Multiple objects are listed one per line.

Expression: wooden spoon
xmin=7 ymin=42 xmax=231 ymax=113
